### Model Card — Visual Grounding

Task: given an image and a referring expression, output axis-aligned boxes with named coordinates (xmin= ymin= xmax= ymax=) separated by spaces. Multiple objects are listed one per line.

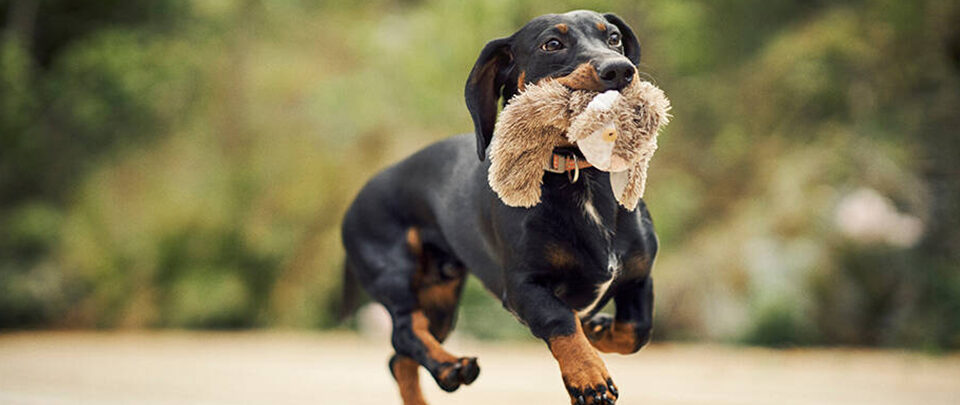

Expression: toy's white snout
xmin=577 ymin=90 xmax=629 ymax=172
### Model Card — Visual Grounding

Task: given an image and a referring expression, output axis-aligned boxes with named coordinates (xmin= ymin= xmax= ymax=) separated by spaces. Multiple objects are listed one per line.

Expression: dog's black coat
xmin=341 ymin=10 xmax=656 ymax=401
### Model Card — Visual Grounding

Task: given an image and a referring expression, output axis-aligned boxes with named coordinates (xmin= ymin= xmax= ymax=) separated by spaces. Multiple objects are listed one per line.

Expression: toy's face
xmin=465 ymin=10 xmax=643 ymax=161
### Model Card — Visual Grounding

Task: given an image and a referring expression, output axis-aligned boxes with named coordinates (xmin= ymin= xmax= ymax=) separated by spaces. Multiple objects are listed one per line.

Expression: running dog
xmin=341 ymin=10 xmax=656 ymax=405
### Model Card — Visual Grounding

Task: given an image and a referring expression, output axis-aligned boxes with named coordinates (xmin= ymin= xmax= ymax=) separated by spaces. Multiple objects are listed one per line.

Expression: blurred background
xmin=1 ymin=0 xmax=959 ymax=353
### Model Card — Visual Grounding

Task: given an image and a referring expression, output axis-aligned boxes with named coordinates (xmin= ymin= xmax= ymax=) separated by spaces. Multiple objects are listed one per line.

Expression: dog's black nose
xmin=597 ymin=60 xmax=635 ymax=91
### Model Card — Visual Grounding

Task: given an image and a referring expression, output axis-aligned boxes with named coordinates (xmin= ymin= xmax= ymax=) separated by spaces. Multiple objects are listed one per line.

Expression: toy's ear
xmin=603 ymin=13 xmax=641 ymax=65
xmin=465 ymin=37 xmax=513 ymax=161
xmin=488 ymin=127 xmax=558 ymax=208
xmin=616 ymin=160 xmax=649 ymax=211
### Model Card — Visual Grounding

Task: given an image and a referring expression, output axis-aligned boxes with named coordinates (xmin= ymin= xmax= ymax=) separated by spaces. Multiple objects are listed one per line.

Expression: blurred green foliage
xmin=1 ymin=0 xmax=958 ymax=349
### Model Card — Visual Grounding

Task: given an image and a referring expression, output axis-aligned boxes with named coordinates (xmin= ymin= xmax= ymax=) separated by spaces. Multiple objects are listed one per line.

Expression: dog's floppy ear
xmin=465 ymin=37 xmax=513 ymax=161
xmin=603 ymin=13 xmax=641 ymax=65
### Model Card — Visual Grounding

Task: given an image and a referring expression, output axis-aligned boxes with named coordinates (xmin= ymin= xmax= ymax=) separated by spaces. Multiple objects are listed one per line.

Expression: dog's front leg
xmin=584 ymin=276 xmax=653 ymax=355
xmin=504 ymin=277 xmax=618 ymax=405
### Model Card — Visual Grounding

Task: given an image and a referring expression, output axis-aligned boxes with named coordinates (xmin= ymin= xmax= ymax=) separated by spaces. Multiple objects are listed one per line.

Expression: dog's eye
xmin=608 ymin=33 xmax=622 ymax=47
xmin=541 ymin=39 xmax=564 ymax=52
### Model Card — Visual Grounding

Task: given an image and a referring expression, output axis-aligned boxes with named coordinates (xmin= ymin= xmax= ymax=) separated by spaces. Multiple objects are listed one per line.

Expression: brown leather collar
xmin=544 ymin=150 xmax=592 ymax=183
xmin=544 ymin=150 xmax=592 ymax=174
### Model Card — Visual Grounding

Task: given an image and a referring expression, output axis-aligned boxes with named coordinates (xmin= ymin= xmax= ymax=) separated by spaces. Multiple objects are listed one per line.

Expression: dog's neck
xmin=540 ymin=168 xmax=620 ymax=231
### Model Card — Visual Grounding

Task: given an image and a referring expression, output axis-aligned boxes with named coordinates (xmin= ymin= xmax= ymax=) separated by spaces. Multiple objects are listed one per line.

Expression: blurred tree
xmin=0 ymin=0 xmax=194 ymax=327
xmin=639 ymin=0 xmax=960 ymax=348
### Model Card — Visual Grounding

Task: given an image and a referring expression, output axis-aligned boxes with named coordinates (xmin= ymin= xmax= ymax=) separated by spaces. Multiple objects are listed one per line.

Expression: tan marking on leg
xmin=392 ymin=355 xmax=428 ymax=405
xmin=595 ymin=22 xmax=607 ymax=32
xmin=557 ymin=63 xmax=605 ymax=91
xmin=517 ymin=70 xmax=526 ymax=91
xmin=412 ymin=310 xmax=458 ymax=364
xmin=555 ymin=23 xmax=568 ymax=34
xmin=587 ymin=321 xmax=640 ymax=354
xmin=548 ymin=320 xmax=616 ymax=401
xmin=546 ymin=243 xmax=577 ymax=269
xmin=418 ymin=279 xmax=462 ymax=312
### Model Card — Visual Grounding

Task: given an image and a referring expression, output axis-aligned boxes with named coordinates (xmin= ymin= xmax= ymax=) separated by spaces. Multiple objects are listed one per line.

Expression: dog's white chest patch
xmin=577 ymin=253 xmax=621 ymax=317
xmin=582 ymin=200 xmax=603 ymax=227
xmin=581 ymin=198 xmax=613 ymax=241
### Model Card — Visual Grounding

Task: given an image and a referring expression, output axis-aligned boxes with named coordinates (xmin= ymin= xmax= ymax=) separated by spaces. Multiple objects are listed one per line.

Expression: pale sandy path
xmin=0 ymin=331 xmax=958 ymax=404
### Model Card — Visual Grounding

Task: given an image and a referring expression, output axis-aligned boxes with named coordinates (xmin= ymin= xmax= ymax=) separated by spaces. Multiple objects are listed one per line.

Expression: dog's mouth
xmin=555 ymin=63 xmax=607 ymax=92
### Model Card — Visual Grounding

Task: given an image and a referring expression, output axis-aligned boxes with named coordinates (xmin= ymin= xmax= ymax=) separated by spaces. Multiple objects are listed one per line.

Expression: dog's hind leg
xmin=391 ymin=307 xmax=479 ymax=393
xmin=387 ymin=228 xmax=478 ymax=394
xmin=415 ymin=238 xmax=468 ymax=344
xmin=354 ymin=226 xmax=477 ymax=402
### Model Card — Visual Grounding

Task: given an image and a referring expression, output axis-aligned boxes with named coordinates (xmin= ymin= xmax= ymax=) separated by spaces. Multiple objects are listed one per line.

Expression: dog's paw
xmin=565 ymin=375 xmax=618 ymax=405
xmin=432 ymin=357 xmax=480 ymax=392
xmin=583 ymin=314 xmax=615 ymax=342
xmin=552 ymin=323 xmax=619 ymax=403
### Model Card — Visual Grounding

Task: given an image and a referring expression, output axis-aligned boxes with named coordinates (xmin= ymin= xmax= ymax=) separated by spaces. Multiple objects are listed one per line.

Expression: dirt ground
xmin=0 ymin=331 xmax=957 ymax=405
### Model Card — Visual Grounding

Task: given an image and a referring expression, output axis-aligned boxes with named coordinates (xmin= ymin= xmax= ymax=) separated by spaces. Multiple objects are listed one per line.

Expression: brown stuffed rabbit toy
xmin=487 ymin=73 xmax=671 ymax=209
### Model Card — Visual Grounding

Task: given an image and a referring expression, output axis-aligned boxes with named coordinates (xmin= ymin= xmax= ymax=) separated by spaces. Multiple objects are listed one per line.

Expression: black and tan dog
xmin=341 ymin=10 xmax=656 ymax=405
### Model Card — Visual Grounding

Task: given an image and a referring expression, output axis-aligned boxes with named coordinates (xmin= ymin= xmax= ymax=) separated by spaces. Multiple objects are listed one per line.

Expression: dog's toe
xmin=436 ymin=362 xmax=462 ymax=392
xmin=458 ymin=357 xmax=480 ymax=384
xmin=565 ymin=375 xmax=618 ymax=404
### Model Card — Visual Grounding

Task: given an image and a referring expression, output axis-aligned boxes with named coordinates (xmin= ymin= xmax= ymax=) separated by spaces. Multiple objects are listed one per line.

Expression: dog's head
xmin=464 ymin=10 xmax=642 ymax=160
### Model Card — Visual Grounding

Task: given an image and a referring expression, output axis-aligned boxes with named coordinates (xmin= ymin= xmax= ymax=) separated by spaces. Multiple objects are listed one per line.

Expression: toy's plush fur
xmin=488 ymin=73 xmax=671 ymax=210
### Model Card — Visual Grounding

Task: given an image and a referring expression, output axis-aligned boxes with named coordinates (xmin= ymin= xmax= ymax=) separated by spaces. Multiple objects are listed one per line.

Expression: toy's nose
xmin=597 ymin=59 xmax=635 ymax=91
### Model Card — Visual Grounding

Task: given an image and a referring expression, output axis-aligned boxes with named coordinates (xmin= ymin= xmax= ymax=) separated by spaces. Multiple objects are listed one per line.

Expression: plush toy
xmin=487 ymin=73 xmax=671 ymax=210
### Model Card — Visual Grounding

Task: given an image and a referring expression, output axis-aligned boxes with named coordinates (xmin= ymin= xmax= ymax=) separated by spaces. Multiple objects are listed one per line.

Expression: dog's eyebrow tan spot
xmin=555 ymin=23 xmax=568 ymax=34
xmin=406 ymin=227 xmax=422 ymax=256
xmin=595 ymin=22 xmax=607 ymax=32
